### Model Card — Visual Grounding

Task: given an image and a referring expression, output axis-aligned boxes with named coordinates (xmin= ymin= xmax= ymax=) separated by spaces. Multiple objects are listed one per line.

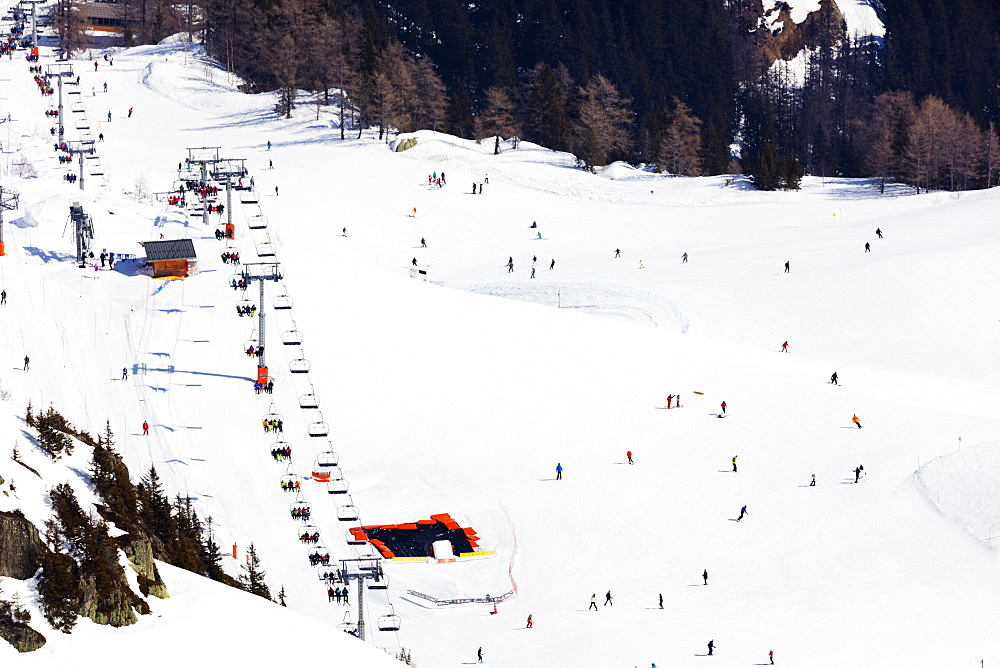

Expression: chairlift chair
xmin=317 ymin=565 xmax=338 ymax=582
xmin=273 ymin=293 xmax=293 ymax=310
xmin=279 ymin=473 xmax=300 ymax=492
xmin=75 ymin=117 xmax=90 ymax=130
xmin=289 ymin=354 xmax=310 ymax=374
xmin=299 ymin=392 xmax=319 ymax=409
xmin=71 ymin=101 xmax=84 ymax=113
xmin=326 ymin=471 xmax=349 ymax=495
xmin=269 ymin=439 xmax=292 ymax=461
xmin=337 ymin=497 xmax=359 ymax=522
xmin=308 ymin=420 xmax=330 ymax=438
xmin=308 ymin=545 xmax=331 ymax=561
xmin=337 ymin=612 xmax=357 ymax=635
xmin=256 ymin=241 xmax=276 ymax=257
xmin=290 ymin=500 xmax=311 ymax=521
xmin=346 ymin=529 xmax=367 ymax=546
xmin=282 ymin=328 xmax=303 ymax=346
xmin=377 ymin=611 xmax=401 ymax=632
xmin=247 ymin=214 xmax=267 ymax=229
xmin=89 ymin=166 xmax=104 ymax=176
xmin=240 ymin=190 xmax=259 ymax=204
xmin=298 ymin=524 xmax=320 ymax=543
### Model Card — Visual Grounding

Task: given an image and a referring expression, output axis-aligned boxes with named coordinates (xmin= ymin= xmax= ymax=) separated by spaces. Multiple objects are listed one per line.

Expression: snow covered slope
xmin=1 ymin=31 xmax=999 ymax=668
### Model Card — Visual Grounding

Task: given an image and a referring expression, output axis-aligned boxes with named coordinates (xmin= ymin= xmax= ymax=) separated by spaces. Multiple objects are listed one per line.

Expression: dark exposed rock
xmin=0 ymin=511 xmax=47 ymax=580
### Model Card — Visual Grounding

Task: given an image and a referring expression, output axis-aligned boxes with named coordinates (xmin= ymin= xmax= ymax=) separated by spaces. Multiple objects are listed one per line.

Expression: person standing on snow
xmin=865 ymin=242 xmax=871 ymax=253
xmin=122 ymin=367 xmax=128 ymax=380
xmin=477 ymin=647 xmax=483 ymax=663
xmin=784 ymin=260 xmax=790 ymax=273
xmin=604 ymin=590 xmax=613 ymax=606
xmin=854 ymin=466 xmax=862 ymax=483
xmin=275 ymin=186 xmax=279 ymax=196
xmin=830 ymin=372 xmax=838 ymax=385
xmin=507 ymin=257 xmax=514 ymax=273
xmin=549 ymin=259 xmax=555 ymax=270
xmin=781 ymin=341 xmax=789 ymax=352
xmin=682 ymin=252 xmax=688 ymax=263
xmin=627 ymin=450 xmax=633 ymax=465
xmin=142 ymin=421 xmax=149 ymax=435
xmin=420 ymin=237 xmax=426 ymax=247
xmin=810 ymin=474 xmax=816 ymax=486
xmin=526 ymin=614 xmax=533 ymax=628
xmin=659 ymin=593 xmax=663 ymax=609
xmin=708 ymin=639 xmax=715 ymax=656
xmin=614 ymin=248 xmax=620 ymax=258
xmin=876 ymin=228 xmax=883 ymax=239
xmin=556 ymin=463 xmax=562 ymax=480
xmin=737 ymin=505 xmax=748 ymax=521
xmin=852 ymin=414 xmax=862 ymax=429
xmin=769 ymin=649 xmax=774 ymax=664
xmin=667 ymin=394 xmax=673 ymax=409
xmin=530 ymin=267 xmax=535 ymax=279
xmin=703 ymin=569 xmax=708 ymax=585
xmin=720 ymin=401 xmax=727 ymax=415
xmin=732 ymin=455 xmax=737 ymax=473
xmin=588 ymin=594 xmax=597 ymax=610
xmin=23 ymin=355 xmax=29 ymax=371
xmin=1 ymin=289 xmax=6 ymax=305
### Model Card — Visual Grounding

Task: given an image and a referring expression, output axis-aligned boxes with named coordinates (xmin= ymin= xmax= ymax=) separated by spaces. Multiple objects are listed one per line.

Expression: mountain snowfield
xmin=1 ymin=29 xmax=1000 ymax=668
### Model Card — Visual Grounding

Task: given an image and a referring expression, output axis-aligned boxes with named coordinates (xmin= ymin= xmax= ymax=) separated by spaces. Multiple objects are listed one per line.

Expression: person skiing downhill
xmin=682 ymin=252 xmax=688 ymax=263
xmin=477 ymin=647 xmax=483 ymax=663
xmin=708 ymin=639 xmax=715 ymax=655
xmin=720 ymin=401 xmax=727 ymax=415
xmin=865 ymin=242 xmax=871 ymax=252
xmin=781 ymin=341 xmax=789 ymax=352
xmin=852 ymin=414 xmax=862 ymax=429
xmin=526 ymin=614 xmax=533 ymax=628
xmin=810 ymin=474 xmax=816 ymax=486
xmin=769 ymin=650 xmax=774 ymax=664
xmin=122 ymin=367 xmax=128 ymax=380
xmin=737 ymin=505 xmax=748 ymax=521
xmin=615 ymin=248 xmax=620 ymax=258
xmin=627 ymin=450 xmax=633 ymax=464
xmin=876 ymin=227 xmax=883 ymax=239
xmin=830 ymin=372 xmax=838 ymax=385
xmin=604 ymin=590 xmax=613 ymax=606
xmin=732 ymin=456 xmax=738 ymax=473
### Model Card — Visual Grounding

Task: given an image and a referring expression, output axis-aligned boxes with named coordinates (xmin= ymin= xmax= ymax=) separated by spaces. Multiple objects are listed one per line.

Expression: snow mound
xmin=913 ymin=440 xmax=1000 ymax=550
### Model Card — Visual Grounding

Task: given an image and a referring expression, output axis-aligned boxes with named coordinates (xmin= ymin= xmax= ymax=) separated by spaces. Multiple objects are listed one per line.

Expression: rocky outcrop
xmin=78 ymin=574 xmax=145 ymax=627
xmin=122 ymin=537 xmax=169 ymax=599
xmin=0 ymin=622 xmax=46 ymax=652
xmin=0 ymin=510 xmax=47 ymax=580
xmin=95 ymin=506 xmax=169 ymax=600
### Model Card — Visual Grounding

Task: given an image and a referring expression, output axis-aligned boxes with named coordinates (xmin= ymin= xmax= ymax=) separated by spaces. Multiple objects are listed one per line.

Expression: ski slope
xmin=2 ymin=30 xmax=1000 ymax=668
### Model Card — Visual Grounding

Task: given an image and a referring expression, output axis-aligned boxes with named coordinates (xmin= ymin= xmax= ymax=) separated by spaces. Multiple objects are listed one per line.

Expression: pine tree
xmin=573 ymin=74 xmax=633 ymax=168
xmin=475 ymin=87 xmax=519 ymax=153
xmin=38 ymin=527 xmax=80 ymax=634
xmin=278 ymin=585 xmax=287 ymax=607
xmin=34 ymin=406 xmax=74 ymax=459
xmin=238 ymin=543 xmax=272 ymax=601
xmin=660 ymin=97 xmax=703 ymax=176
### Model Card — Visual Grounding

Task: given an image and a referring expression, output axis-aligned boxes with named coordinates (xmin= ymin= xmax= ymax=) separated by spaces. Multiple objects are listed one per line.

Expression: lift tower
xmin=239 ymin=262 xmax=283 ymax=388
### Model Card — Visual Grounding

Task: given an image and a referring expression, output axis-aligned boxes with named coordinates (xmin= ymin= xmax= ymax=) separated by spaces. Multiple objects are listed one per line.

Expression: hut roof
xmin=143 ymin=239 xmax=197 ymax=262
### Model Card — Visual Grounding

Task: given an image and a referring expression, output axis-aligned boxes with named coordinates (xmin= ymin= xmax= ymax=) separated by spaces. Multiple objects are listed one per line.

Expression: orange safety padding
xmin=444 ymin=521 xmax=460 ymax=530
xmin=430 ymin=513 xmax=453 ymax=522
xmin=462 ymin=527 xmax=478 ymax=536
xmin=351 ymin=531 xmax=368 ymax=541
xmin=417 ymin=519 xmax=436 ymax=525
xmin=398 ymin=524 xmax=417 ymax=530
xmin=383 ymin=550 xmax=395 ymax=558
xmin=370 ymin=539 xmax=384 ymax=547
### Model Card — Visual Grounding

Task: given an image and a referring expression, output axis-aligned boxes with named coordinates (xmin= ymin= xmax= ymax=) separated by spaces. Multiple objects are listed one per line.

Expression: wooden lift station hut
xmin=142 ymin=239 xmax=197 ymax=278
